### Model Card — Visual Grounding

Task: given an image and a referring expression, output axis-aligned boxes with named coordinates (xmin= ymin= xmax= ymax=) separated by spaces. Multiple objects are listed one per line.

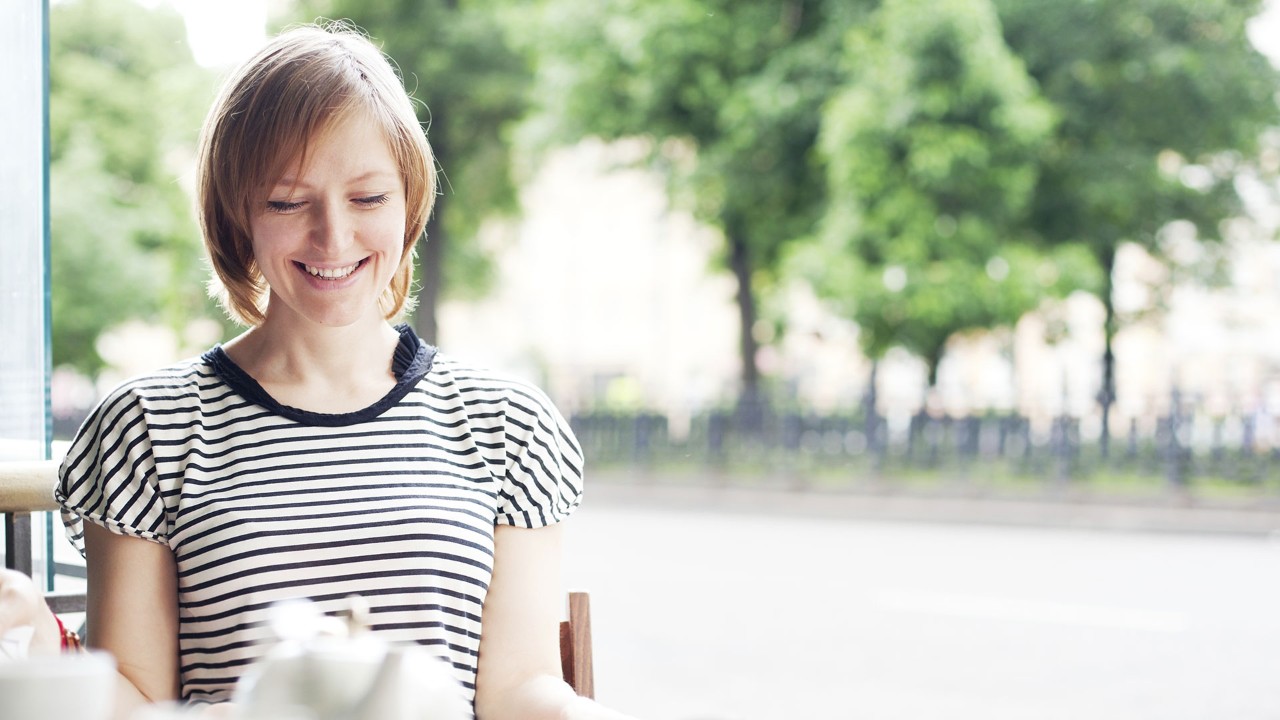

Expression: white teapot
xmin=234 ymin=598 xmax=470 ymax=720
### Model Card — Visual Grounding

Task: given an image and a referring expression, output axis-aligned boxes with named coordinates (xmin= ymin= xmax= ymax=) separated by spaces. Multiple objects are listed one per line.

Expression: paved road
xmin=564 ymin=491 xmax=1280 ymax=720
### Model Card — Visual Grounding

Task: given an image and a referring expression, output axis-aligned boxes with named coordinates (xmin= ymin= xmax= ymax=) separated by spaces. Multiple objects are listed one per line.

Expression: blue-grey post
xmin=0 ymin=1 xmax=51 ymax=590
xmin=0 ymin=1 xmax=51 ymax=464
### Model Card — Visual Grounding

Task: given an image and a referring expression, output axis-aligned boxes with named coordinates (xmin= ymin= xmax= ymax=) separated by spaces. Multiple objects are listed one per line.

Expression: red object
xmin=54 ymin=614 xmax=81 ymax=652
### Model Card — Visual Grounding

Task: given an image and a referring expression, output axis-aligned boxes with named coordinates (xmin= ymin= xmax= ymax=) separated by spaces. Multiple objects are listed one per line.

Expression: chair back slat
xmin=0 ymin=461 xmax=60 ymax=513
xmin=559 ymin=590 xmax=595 ymax=698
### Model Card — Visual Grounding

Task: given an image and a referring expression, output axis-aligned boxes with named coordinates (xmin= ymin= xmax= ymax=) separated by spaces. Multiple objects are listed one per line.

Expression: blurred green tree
xmin=994 ymin=0 xmax=1280 ymax=452
xmin=800 ymin=0 xmax=1101 ymax=393
xmin=289 ymin=0 xmax=531 ymax=344
xmin=529 ymin=0 xmax=863 ymax=417
xmin=50 ymin=0 xmax=217 ymax=374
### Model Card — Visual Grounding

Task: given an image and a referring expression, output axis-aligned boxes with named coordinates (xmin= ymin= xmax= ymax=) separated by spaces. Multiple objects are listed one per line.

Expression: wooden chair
xmin=0 ymin=460 xmax=86 ymax=614
xmin=559 ymin=590 xmax=595 ymax=698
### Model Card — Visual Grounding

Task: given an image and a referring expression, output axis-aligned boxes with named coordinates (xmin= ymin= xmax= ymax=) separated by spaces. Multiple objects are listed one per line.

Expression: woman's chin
xmin=264 ymin=298 xmax=385 ymax=332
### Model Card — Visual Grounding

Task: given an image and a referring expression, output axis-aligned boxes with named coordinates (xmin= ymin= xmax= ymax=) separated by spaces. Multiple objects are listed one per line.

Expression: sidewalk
xmin=584 ymin=471 xmax=1280 ymax=537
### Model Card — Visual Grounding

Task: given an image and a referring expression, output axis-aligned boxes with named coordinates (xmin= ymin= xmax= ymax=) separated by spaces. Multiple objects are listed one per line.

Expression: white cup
xmin=0 ymin=650 xmax=116 ymax=720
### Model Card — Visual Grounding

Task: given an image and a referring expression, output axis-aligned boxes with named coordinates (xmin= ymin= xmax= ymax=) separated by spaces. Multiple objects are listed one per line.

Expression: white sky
xmin=1248 ymin=0 xmax=1280 ymax=64
xmin=169 ymin=0 xmax=267 ymax=68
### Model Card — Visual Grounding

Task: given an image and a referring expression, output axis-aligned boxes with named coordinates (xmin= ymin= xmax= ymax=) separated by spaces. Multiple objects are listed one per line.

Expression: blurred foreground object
xmin=234 ymin=599 xmax=470 ymax=720
xmin=0 ymin=650 xmax=116 ymax=720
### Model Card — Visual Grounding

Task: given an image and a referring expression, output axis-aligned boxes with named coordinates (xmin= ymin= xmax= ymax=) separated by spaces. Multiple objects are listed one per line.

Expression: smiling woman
xmin=0 ymin=21 xmax=640 ymax=720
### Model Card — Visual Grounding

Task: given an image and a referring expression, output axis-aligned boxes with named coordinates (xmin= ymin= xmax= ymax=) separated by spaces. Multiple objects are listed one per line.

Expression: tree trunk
xmin=727 ymin=223 xmax=762 ymax=426
xmin=923 ymin=346 xmax=944 ymax=412
xmin=864 ymin=359 xmax=883 ymax=468
xmin=1098 ymin=246 xmax=1117 ymax=459
xmin=863 ymin=359 xmax=879 ymax=435
xmin=415 ymin=204 xmax=444 ymax=345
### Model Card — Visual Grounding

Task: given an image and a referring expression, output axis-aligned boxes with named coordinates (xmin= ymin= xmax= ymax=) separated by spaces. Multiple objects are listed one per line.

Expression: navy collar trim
xmin=202 ymin=324 xmax=437 ymax=427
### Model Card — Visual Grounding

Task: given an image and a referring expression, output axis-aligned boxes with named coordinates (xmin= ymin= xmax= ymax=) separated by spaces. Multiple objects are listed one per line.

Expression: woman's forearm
xmin=110 ymin=672 xmax=158 ymax=720
xmin=479 ymin=674 xmax=640 ymax=720
xmin=560 ymin=695 xmax=642 ymax=720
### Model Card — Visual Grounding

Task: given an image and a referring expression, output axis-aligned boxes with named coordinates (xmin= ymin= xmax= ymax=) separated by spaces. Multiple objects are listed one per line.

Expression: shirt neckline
xmin=202 ymin=324 xmax=437 ymax=427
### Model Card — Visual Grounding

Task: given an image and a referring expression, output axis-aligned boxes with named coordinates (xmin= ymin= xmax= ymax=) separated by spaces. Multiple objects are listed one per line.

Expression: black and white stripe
xmin=56 ymin=330 xmax=583 ymax=714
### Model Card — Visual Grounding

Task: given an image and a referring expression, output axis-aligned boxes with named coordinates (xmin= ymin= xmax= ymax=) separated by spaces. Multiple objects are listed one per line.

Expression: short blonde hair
xmin=196 ymin=22 xmax=436 ymax=326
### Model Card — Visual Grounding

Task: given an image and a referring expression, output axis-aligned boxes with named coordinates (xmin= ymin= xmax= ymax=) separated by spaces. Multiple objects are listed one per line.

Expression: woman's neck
xmin=222 ymin=313 xmax=403 ymax=414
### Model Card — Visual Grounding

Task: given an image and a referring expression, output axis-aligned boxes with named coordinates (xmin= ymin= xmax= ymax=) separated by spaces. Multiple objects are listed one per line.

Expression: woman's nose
xmin=312 ymin=202 xmax=354 ymax=252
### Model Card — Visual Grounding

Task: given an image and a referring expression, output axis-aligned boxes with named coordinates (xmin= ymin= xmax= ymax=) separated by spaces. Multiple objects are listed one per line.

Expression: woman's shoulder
xmin=62 ymin=355 xmax=222 ymax=470
xmin=427 ymin=352 xmax=553 ymax=400
xmin=93 ymin=354 xmax=221 ymax=411
xmin=430 ymin=351 xmax=545 ymax=389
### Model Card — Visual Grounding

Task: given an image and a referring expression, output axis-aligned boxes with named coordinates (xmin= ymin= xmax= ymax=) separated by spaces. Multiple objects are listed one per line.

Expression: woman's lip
xmin=294 ymin=258 xmax=368 ymax=277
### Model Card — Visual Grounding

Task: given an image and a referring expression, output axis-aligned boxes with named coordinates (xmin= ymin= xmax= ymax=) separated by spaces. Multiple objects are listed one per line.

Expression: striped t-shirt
xmin=55 ymin=325 xmax=583 ymax=712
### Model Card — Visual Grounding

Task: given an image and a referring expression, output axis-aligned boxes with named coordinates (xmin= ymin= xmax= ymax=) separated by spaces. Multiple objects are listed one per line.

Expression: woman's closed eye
xmin=266 ymin=199 xmax=305 ymax=213
xmin=353 ymin=193 xmax=390 ymax=207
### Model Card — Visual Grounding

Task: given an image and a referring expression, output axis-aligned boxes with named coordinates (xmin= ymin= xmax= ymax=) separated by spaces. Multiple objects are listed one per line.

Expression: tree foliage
xmin=50 ymin=0 xmax=217 ymax=374
xmin=531 ymin=0 xmax=862 ymax=408
xmin=797 ymin=0 xmax=1276 ymax=398
xmin=801 ymin=0 xmax=1103 ymax=383
xmin=997 ymin=0 xmax=1278 ymax=261
xmin=994 ymin=0 xmax=1279 ymax=442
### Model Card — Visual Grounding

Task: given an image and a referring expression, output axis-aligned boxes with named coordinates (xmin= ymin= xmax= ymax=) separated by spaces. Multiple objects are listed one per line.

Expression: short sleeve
xmin=55 ymin=384 xmax=170 ymax=556
xmin=496 ymin=383 xmax=584 ymax=528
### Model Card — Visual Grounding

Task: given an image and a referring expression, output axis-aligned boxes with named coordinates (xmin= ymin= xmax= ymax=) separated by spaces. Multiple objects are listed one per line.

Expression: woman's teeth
xmin=303 ymin=261 xmax=359 ymax=279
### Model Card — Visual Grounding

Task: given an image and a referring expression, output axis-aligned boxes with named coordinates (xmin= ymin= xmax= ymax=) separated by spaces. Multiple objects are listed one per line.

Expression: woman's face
xmin=249 ymin=112 xmax=407 ymax=331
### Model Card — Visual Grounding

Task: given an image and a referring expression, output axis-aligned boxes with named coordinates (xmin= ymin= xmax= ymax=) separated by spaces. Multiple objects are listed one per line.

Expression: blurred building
xmin=441 ymin=139 xmax=1280 ymax=443
xmin=439 ymin=139 xmax=742 ymax=433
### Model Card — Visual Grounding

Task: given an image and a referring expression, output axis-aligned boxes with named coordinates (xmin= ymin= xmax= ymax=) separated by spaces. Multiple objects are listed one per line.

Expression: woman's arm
xmin=83 ymin=522 xmax=182 ymax=719
xmin=474 ymin=523 xmax=638 ymax=720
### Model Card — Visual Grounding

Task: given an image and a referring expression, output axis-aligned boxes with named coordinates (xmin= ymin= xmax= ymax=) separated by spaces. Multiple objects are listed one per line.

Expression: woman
xmin=3 ymin=22 xmax=635 ymax=720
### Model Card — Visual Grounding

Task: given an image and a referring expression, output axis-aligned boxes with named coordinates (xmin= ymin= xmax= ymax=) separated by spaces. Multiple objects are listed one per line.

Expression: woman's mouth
xmin=297 ymin=259 xmax=365 ymax=279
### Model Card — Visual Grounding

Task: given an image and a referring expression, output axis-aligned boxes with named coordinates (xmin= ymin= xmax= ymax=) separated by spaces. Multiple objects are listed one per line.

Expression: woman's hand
xmin=0 ymin=568 xmax=61 ymax=656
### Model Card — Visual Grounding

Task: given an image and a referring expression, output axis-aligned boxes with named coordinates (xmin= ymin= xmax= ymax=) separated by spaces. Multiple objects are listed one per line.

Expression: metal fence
xmin=570 ymin=405 xmax=1280 ymax=492
xmin=52 ymin=400 xmax=1280 ymax=492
